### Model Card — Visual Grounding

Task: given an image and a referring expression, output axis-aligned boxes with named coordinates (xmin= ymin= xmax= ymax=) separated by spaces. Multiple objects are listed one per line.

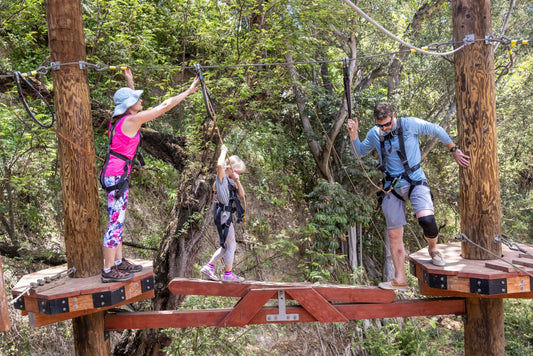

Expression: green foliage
xmin=505 ymin=299 xmax=533 ymax=355
xmin=296 ymin=179 xmax=372 ymax=281
xmin=162 ymin=295 xmax=259 ymax=355
xmin=0 ymin=104 xmax=62 ymax=245
xmin=1 ymin=0 xmax=533 ymax=354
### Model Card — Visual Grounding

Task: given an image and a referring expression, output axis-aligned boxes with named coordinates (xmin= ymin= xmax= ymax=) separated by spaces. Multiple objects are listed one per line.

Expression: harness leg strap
xmin=418 ymin=215 xmax=439 ymax=239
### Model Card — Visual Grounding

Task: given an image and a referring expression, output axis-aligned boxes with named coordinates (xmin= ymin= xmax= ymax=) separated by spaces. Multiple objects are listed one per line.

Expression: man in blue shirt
xmin=347 ymin=102 xmax=470 ymax=290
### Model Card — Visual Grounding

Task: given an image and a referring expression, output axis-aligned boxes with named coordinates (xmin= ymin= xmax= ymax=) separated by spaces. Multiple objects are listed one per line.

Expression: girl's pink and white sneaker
xmin=222 ymin=272 xmax=244 ymax=282
xmin=200 ymin=265 xmax=220 ymax=281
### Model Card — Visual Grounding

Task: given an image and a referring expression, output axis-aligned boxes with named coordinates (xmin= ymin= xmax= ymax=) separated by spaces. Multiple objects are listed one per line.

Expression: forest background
xmin=0 ymin=0 xmax=532 ymax=355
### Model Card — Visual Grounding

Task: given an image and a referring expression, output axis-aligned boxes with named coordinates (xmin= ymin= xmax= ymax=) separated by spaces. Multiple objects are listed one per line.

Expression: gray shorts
xmin=381 ymin=184 xmax=434 ymax=229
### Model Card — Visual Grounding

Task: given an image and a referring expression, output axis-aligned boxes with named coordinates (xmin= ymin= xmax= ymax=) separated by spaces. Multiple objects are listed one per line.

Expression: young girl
xmin=100 ymin=68 xmax=199 ymax=283
xmin=201 ymin=144 xmax=246 ymax=282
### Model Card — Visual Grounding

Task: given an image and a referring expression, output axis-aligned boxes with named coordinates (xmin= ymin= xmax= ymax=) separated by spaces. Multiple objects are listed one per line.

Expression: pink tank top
xmin=103 ymin=115 xmax=140 ymax=177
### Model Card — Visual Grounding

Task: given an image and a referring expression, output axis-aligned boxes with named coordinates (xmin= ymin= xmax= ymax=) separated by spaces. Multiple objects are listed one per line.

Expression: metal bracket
xmin=266 ymin=291 xmax=299 ymax=322
xmin=38 ymin=297 xmax=69 ymax=314
xmin=141 ymin=275 xmax=154 ymax=293
xmin=463 ymin=34 xmax=475 ymax=44
xmin=470 ymin=278 xmax=507 ymax=295
xmin=79 ymin=61 xmax=86 ymax=70
xmin=51 ymin=61 xmax=60 ymax=71
xmin=423 ymin=271 xmax=448 ymax=290
xmin=92 ymin=286 xmax=126 ymax=308
xmin=485 ymin=35 xmax=497 ymax=45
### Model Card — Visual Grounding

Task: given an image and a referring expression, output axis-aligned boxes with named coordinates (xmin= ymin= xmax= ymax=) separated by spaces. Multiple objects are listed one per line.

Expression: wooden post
xmin=0 ymin=257 xmax=11 ymax=332
xmin=452 ymin=0 xmax=504 ymax=355
xmin=46 ymin=0 xmax=108 ymax=354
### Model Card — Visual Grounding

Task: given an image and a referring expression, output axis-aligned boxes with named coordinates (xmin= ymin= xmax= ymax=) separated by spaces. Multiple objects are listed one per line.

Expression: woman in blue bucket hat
xmin=100 ymin=68 xmax=199 ymax=283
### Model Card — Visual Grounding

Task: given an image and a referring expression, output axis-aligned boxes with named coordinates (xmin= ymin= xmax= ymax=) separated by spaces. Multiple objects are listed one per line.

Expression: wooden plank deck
xmin=11 ymin=260 xmax=154 ymax=327
xmin=410 ymin=243 xmax=533 ymax=297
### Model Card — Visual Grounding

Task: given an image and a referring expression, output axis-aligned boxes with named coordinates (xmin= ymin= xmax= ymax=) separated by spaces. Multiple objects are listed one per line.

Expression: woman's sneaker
xmin=200 ymin=265 xmax=220 ymax=281
xmin=222 ymin=272 xmax=244 ymax=282
xmin=116 ymin=258 xmax=143 ymax=273
xmin=101 ymin=266 xmax=133 ymax=283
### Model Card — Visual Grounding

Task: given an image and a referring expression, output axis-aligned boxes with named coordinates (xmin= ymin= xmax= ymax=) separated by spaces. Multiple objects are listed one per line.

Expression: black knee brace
xmin=418 ymin=215 xmax=439 ymax=238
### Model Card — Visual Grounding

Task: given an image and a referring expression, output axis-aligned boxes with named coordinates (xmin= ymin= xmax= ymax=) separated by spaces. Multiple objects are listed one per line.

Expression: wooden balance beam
xmin=104 ymin=278 xmax=465 ymax=330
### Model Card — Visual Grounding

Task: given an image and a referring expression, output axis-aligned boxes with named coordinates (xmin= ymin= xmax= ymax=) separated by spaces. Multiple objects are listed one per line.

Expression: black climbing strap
xmin=343 ymin=58 xmax=353 ymax=120
xmin=14 ymin=71 xmax=55 ymax=128
xmin=194 ymin=64 xmax=216 ymax=122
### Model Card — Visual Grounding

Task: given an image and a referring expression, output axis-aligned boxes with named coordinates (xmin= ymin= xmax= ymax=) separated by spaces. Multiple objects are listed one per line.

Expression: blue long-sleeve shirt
xmin=351 ymin=117 xmax=452 ymax=187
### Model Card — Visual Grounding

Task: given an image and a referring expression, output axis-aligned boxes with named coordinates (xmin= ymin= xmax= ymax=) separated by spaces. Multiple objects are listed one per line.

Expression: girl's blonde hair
xmin=226 ymin=155 xmax=246 ymax=173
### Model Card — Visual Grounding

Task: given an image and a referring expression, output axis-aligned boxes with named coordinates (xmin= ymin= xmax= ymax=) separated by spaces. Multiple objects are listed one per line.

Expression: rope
xmin=14 ymin=71 xmax=55 ymax=128
xmin=49 ymin=126 xmax=105 ymax=162
xmin=455 ymin=233 xmax=533 ymax=278
xmin=194 ymin=64 xmax=248 ymax=223
xmin=341 ymin=59 xmax=393 ymax=195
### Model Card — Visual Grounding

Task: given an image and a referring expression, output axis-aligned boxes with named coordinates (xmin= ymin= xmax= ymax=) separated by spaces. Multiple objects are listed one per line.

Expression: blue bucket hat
xmin=112 ymin=87 xmax=143 ymax=117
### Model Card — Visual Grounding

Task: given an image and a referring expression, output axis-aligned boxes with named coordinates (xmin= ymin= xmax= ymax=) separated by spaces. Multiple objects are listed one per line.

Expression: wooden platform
xmin=410 ymin=243 xmax=533 ymax=298
xmin=104 ymin=278 xmax=465 ymax=330
xmin=11 ymin=260 xmax=154 ymax=327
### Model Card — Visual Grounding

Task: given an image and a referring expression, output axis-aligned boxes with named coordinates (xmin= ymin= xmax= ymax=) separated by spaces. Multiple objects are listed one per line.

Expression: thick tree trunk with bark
xmin=46 ymin=0 xmax=108 ymax=354
xmin=452 ymin=0 xmax=504 ymax=354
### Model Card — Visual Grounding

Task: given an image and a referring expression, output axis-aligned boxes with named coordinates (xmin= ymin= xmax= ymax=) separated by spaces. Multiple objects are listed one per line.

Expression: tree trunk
xmin=452 ymin=0 xmax=501 ymax=259
xmin=452 ymin=0 xmax=504 ymax=354
xmin=382 ymin=229 xmax=395 ymax=282
xmin=0 ymin=256 xmax=10 ymax=332
xmin=46 ymin=0 xmax=107 ymax=354
xmin=348 ymin=225 xmax=358 ymax=271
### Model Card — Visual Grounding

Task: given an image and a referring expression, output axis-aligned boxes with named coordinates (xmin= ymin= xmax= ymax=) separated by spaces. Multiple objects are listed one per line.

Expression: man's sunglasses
xmin=375 ymin=120 xmax=393 ymax=128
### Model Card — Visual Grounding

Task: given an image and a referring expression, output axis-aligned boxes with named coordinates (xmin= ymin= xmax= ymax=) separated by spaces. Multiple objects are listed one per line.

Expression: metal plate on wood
xmin=423 ymin=272 xmax=448 ymax=290
xmin=12 ymin=296 xmax=25 ymax=311
xmin=265 ymin=291 xmax=299 ymax=322
xmin=470 ymin=278 xmax=507 ymax=295
xmin=92 ymin=286 xmax=126 ymax=308
xmin=141 ymin=275 xmax=154 ymax=293
xmin=38 ymin=297 xmax=69 ymax=315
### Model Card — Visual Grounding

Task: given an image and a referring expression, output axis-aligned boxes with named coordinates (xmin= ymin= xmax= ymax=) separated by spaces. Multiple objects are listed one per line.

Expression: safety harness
xmin=99 ymin=116 xmax=145 ymax=200
xmin=377 ymin=117 xmax=429 ymax=203
xmin=213 ymin=178 xmax=245 ymax=247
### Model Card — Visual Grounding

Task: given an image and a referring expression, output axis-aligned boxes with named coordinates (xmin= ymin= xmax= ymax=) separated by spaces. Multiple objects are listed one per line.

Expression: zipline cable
xmin=341 ymin=0 xmax=468 ymax=56
xmin=1 ymin=34 xmax=528 ymax=80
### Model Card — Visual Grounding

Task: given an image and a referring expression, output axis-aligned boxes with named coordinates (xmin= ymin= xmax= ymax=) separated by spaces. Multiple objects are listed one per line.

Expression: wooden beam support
xmin=217 ymin=289 xmax=277 ymax=327
xmin=104 ymin=298 xmax=465 ymax=330
xmin=285 ymin=288 xmax=348 ymax=323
